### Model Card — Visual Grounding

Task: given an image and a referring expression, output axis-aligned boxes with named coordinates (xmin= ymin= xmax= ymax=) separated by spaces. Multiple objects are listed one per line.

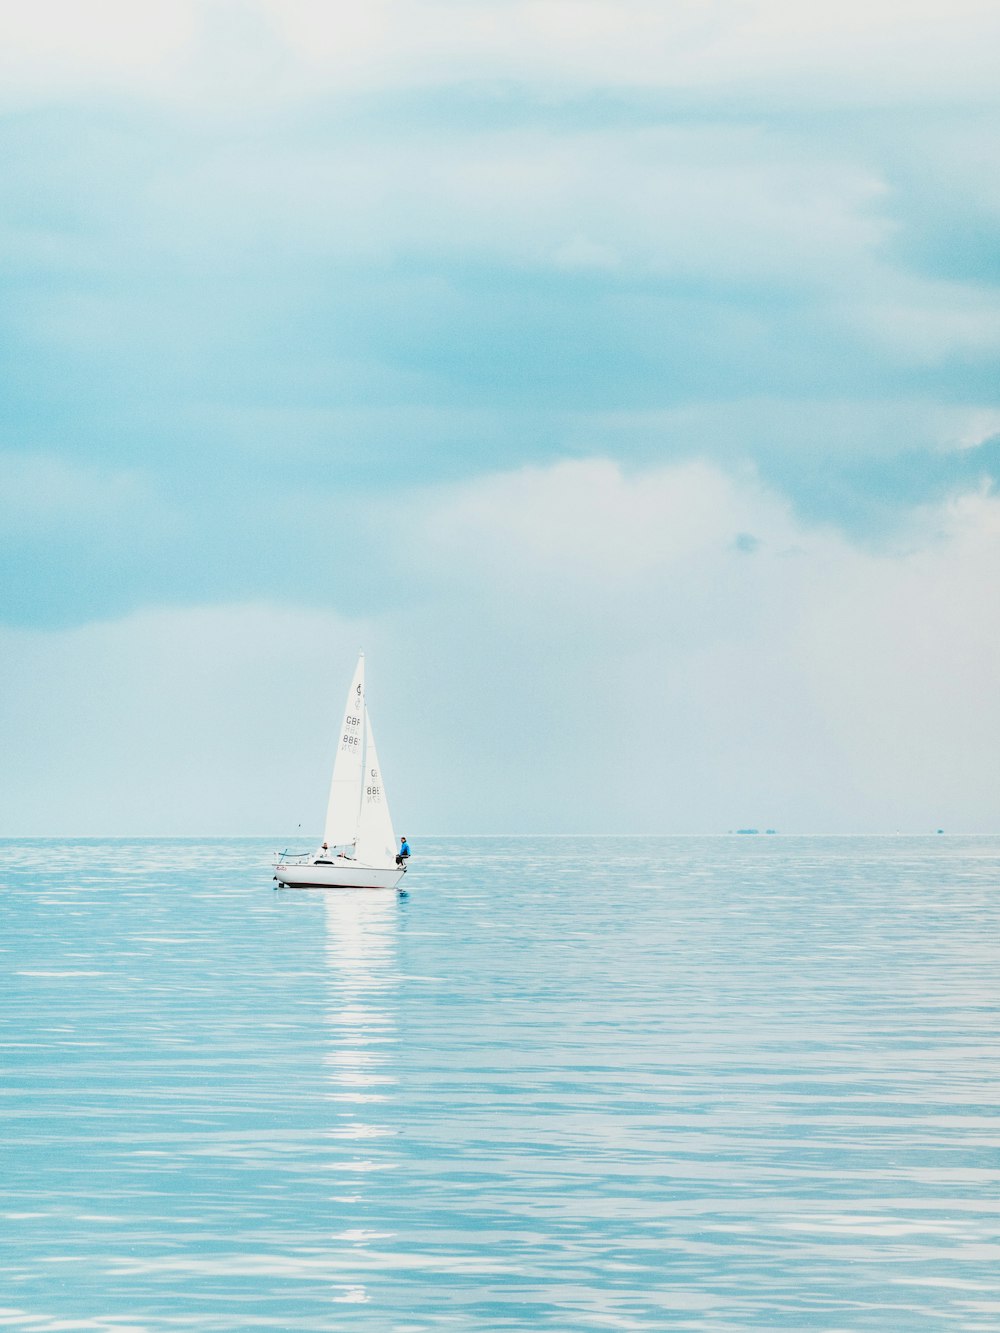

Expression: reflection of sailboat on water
xmin=323 ymin=893 xmax=399 ymax=1097
xmin=321 ymin=892 xmax=400 ymax=1249
xmin=274 ymin=653 xmax=407 ymax=890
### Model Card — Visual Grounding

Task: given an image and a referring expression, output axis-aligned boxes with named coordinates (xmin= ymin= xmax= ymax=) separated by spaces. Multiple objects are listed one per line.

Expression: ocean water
xmin=1 ymin=835 xmax=999 ymax=1331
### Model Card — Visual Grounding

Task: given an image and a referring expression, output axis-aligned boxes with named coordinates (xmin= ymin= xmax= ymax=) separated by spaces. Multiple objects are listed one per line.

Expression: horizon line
xmin=0 ymin=830 xmax=989 ymax=840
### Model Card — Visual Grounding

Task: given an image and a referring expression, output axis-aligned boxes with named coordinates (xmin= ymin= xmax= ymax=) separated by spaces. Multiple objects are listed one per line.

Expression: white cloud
xmin=0 ymin=1 xmax=196 ymax=105
xmin=2 ymin=1 xmax=996 ymax=844
xmin=120 ymin=122 xmax=891 ymax=294
xmin=5 ymin=459 xmax=994 ymax=835
xmin=554 ymin=399 xmax=1000 ymax=465
xmin=381 ymin=458 xmax=1000 ymax=832
xmin=238 ymin=0 xmax=1000 ymax=105
xmin=794 ymin=488 xmax=1000 ymax=818
xmin=5 ymin=7 xmax=997 ymax=393
xmin=955 ymin=411 xmax=1000 ymax=451
xmin=404 ymin=457 xmax=798 ymax=594
xmin=0 ymin=603 xmax=376 ymax=836
xmin=849 ymin=277 xmax=1000 ymax=365
xmin=2 ymin=0 xmax=998 ymax=109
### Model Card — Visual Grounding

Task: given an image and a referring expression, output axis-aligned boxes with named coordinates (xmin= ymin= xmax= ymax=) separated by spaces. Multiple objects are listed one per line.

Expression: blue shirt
xmin=399 ymin=840 xmax=410 ymax=857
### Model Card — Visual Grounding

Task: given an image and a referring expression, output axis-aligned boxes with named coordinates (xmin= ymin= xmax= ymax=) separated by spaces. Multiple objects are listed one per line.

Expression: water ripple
xmin=1 ymin=835 xmax=998 ymax=1329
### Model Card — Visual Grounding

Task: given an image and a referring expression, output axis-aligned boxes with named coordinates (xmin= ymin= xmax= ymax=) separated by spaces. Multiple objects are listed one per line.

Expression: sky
xmin=2 ymin=0 xmax=999 ymax=835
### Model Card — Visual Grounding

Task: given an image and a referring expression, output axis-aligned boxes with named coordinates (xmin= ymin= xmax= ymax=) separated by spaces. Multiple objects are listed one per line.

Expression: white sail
xmin=354 ymin=708 xmax=397 ymax=867
xmin=323 ymin=653 xmax=366 ymax=847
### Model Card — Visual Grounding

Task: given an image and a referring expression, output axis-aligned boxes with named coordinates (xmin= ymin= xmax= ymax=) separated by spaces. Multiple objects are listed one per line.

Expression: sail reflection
xmin=322 ymin=892 xmax=400 ymax=1109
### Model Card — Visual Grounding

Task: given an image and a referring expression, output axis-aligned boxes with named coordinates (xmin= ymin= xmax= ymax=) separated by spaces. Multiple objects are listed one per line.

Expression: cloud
xmin=3 ymin=1 xmax=999 ymax=110
xmin=0 ymin=3 xmax=195 ymax=107
xmin=0 ymin=603 xmax=374 ymax=836
xmin=380 ymin=457 xmax=1000 ymax=832
xmin=2 ymin=412 xmax=997 ymax=631
xmin=1 ymin=2 xmax=997 ymax=580
xmin=401 ymin=457 xmax=797 ymax=594
xmin=4 ymin=458 xmax=996 ymax=834
xmin=793 ymin=488 xmax=1000 ymax=818
xmin=846 ymin=275 xmax=1000 ymax=366
xmin=1 ymin=1 xmax=998 ymax=838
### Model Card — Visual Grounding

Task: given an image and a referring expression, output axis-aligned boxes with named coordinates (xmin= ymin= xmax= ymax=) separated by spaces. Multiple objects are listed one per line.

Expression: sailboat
xmin=273 ymin=653 xmax=407 ymax=890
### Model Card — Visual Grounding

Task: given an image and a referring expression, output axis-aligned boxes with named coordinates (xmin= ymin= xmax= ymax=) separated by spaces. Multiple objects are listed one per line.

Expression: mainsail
xmin=354 ymin=708 xmax=397 ymax=867
xmin=323 ymin=653 xmax=366 ymax=847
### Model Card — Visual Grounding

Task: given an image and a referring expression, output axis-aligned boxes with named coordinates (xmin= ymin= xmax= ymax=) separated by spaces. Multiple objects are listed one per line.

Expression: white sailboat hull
xmin=274 ymin=857 xmax=406 ymax=890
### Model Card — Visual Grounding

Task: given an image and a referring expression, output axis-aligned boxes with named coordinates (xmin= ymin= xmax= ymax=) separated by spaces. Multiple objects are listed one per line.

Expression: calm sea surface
xmin=2 ymin=836 xmax=999 ymax=1331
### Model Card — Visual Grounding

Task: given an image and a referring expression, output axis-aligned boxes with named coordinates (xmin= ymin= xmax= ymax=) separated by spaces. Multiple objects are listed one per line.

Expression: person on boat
xmin=395 ymin=836 xmax=410 ymax=867
xmin=315 ymin=841 xmax=331 ymax=863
